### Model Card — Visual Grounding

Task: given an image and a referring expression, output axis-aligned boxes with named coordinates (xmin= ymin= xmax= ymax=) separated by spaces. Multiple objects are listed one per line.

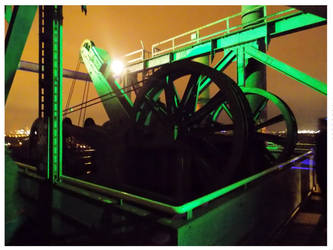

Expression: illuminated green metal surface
xmin=5 ymin=6 xmax=12 ymax=23
xmin=127 ymin=10 xmax=325 ymax=73
xmin=50 ymin=6 xmax=63 ymax=183
xmin=269 ymin=12 xmax=326 ymax=38
xmin=5 ymin=6 xmax=37 ymax=102
xmin=198 ymin=50 xmax=236 ymax=93
xmin=245 ymin=46 xmax=327 ymax=95
xmin=80 ymin=40 xmax=133 ymax=126
xmin=237 ymin=46 xmax=245 ymax=87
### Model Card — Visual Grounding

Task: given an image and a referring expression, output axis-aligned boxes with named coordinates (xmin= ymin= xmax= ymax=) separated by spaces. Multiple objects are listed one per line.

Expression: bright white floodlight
xmin=111 ymin=59 xmax=124 ymax=76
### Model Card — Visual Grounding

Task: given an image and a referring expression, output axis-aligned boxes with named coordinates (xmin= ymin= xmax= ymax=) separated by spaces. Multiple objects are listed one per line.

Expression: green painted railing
xmin=123 ymin=6 xmax=301 ymax=65
xmin=61 ymin=150 xmax=313 ymax=219
xmin=16 ymin=150 xmax=313 ymax=219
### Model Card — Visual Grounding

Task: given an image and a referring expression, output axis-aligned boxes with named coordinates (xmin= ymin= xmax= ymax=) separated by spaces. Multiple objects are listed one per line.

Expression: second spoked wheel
xmin=241 ymin=87 xmax=297 ymax=164
xmin=132 ymin=61 xmax=253 ymax=200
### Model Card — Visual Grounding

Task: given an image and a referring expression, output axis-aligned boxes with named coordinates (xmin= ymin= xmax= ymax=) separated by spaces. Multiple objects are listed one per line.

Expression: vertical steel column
xmin=237 ymin=46 xmax=245 ymax=87
xmin=39 ymin=6 xmax=46 ymax=119
xmin=241 ymin=6 xmax=267 ymax=113
xmin=39 ymin=6 xmax=63 ymax=182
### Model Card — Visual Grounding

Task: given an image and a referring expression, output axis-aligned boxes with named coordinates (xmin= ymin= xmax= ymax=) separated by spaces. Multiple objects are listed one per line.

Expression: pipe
xmin=241 ymin=6 xmax=267 ymax=115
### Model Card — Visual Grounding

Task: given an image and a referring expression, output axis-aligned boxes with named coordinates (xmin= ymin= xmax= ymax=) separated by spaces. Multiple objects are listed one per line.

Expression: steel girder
xmin=244 ymin=46 xmax=327 ymax=95
xmin=5 ymin=6 xmax=37 ymax=102
xmin=39 ymin=6 xmax=63 ymax=182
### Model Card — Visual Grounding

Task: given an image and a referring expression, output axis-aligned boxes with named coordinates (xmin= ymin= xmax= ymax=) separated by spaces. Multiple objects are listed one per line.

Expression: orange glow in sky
xmin=5 ymin=5 xmax=327 ymax=133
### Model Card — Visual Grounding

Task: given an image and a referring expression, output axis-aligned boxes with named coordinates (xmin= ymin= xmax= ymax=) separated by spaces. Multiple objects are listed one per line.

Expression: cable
xmin=77 ymin=79 xmax=88 ymax=126
xmin=82 ymin=80 xmax=90 ymax=124
xmin=64 ymin=59 xmax=81 ymax=116
xmin=63 ymin=84 xmax=144 ymax=116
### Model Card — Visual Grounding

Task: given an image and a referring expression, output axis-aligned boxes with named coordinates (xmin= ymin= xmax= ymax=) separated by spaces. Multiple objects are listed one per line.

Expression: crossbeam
xmin=126 ymin=10 xmax=326 ymax=74
xmin=245 ymin=46 xmax=327 ymax=95
xmin=5 ymin=6 xmax=37 ymax=102
xmin=18 ymin=60 xmax=92 ymax=82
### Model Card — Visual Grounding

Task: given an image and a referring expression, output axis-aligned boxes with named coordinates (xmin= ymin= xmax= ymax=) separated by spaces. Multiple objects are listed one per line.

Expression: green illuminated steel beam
xmin=40 ymin=6 xmax=63 ymax=182
xmin=5 ymin=6 xmax=13 ymax=23
xmin=237 ymin=46 xmax=245 ymax=87
xmin=128 ymin=10 xmax=325 ymax=74
xmin=51 ymin=6 xmax=63 ymax=181
xmin=269 ymin=11 xmax=326 ymax=38
xmin=80 ymin=40 xmax=133 ymax=126
xmin=5 ymin=6 xmax=36 ymax=102
xmin=198 ymin=49 xmax=236 ymax=93
xmin=245 ymin=46 xmax=327 ymax=95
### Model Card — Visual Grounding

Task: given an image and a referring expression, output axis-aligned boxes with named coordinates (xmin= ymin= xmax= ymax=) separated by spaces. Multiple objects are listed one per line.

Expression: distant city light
xmin=6 ymin=128 xmax=30 ymax=137
xmin=297 ymin=130 xmax=319 ymax=134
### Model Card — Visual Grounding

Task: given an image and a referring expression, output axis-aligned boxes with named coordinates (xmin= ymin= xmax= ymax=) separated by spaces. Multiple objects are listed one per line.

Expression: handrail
xmin=15 ymin=161 xmax=37 ymax=172
xmin=15 ymin=150 xmax=313 ymax=218
xmin=122 ymin=6 xmax=301 ymax=67
xmin=124 ymin=48 xmax=152 ymax=65
xmin=151 ymin=6 xmax=300 ymax=57
xmin=60 ymin=150 xmax=313 ymax=218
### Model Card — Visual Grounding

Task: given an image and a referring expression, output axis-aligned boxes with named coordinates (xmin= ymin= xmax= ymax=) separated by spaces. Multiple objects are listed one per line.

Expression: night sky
xmin=5 ymin=5 xmax=327 ymax=133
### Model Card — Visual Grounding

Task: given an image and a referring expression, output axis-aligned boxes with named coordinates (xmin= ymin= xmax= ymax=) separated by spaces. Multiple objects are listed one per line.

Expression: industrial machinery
xmin=26 ymin=6 xmax=326 ymax=204
xmin=28 ymin=43 xmax=297 ymax=203
xmin=6 ymin=5 xmax=326 ymax=245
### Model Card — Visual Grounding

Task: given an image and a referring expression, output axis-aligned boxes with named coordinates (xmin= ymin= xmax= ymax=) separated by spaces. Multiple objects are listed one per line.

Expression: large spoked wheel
xmin=133 ymin=61 xmax=252 ymax=199
xmin=241 ymin=87 xmax=298 ymax=164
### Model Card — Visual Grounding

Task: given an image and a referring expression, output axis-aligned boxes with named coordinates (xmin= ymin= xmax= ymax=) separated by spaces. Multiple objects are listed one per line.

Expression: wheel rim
xmin=133 ymin=61 xmax=251 ymax=197
xmin=241 ymin=87 xmax=298 ymax=163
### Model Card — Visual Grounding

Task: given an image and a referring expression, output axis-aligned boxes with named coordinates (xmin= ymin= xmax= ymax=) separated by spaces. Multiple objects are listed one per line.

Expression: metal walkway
xmin=271 ymin=191 xmax=326 ymax=246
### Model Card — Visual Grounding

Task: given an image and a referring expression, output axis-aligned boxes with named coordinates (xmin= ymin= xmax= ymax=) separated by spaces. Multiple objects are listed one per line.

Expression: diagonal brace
xmin=5 ymin=6 xmax=37 ymax=102
xmin=5 ymin=6 xmax=13 ymax=23
xmin=198 ymin=50 xmax=236 ymax=93
xmin=245 ymin=46 xmax=326 ymax=95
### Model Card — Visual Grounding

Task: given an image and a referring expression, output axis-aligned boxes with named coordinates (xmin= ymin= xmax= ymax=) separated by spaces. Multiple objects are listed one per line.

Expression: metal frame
xmin=244 ymin=46 xmax=327 ymax=95
xmin=17 ymin=150 xmax=314 ymax=220
xmin=39 ymin=6 xmax=63 ymax=182
xmin=8 ymin=4 xmax=325 ymax=210
xmin=124 ymin=6 xmax=326 ymax=96
xmin=57 ymin=5 xmax=326 ymax=203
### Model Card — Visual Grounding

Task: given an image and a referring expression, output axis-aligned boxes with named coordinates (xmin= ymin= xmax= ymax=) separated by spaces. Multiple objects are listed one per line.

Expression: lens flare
xmin=111 ymin=59 xmax=124 ymax=76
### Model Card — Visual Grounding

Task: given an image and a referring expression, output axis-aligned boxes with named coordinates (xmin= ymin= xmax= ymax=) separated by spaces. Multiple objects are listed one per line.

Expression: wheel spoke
xmin=256 ymin=114 xmax=284 ymax=130
xmin=262 ymin=145 xmax=277 ymax=162
xmin=256 ymin=132 xmax=287 ymax=146
xmin=253 ymin=98 xmax=268 ymax=121
xmin=178 ymin=73 xmax=200 ymax=114
xmin=141 ymin=96 xmax=168 ymax=124
xmin=164 ymin=76 xmax=180 ymax=115
xmin=211 ymin=102 xmax=233 ymax=121
xmin=185 ymin=91 xmax=226 ymax=126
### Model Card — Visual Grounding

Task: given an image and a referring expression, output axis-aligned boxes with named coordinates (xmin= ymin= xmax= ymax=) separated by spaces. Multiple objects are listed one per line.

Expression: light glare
xmin=111 ymin=60 xmax=124 ymax=76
